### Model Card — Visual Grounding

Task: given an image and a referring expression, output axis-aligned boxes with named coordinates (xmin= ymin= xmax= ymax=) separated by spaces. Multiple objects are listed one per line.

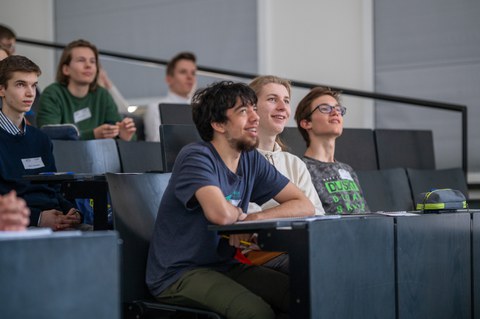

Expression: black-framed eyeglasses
xmin=306 ymin=104 xmax=347 ymax=117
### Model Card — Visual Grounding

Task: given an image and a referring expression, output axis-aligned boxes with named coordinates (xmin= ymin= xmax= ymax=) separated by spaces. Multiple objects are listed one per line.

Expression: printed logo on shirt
xmin=226 ymin=190 xmax=242 ymax=207
xmin=73 ymin=107 xmax=92 ymax=123
xmin=325 ymin=179 xmax=359 ymax=193
xmin=21 ymin=157 xmax=45 ymax=170
xmin=324 ymin=179 xmax=366 ymax=214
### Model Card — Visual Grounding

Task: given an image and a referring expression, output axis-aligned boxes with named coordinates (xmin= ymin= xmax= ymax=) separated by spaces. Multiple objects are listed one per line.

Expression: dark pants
xmin=157 ymin=264 xmax=289 ymax=319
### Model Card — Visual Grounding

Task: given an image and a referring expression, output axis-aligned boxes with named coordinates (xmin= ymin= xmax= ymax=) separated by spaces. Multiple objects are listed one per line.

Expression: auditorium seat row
xmin=51 ymin=125 xmax=473 ymax=211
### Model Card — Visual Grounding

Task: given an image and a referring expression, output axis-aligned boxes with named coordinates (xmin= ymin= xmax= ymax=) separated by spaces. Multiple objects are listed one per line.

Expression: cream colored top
xmin=249 ymin=142 xmax=325 ymax=215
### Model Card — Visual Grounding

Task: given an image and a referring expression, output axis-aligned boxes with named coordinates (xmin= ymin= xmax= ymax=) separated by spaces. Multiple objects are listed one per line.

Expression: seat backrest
xmin=279 ymin=127 xmax=306 ymax=158
xmin=160 ymin=124 xmax=202 ymax=172
xmin=406 ymin=167 xmax=468 ymax=200
xmin=40 ymin=124 xmax=80 ymax=140
xmin=280 ymin=127 xmax=378 ymax=170
xmin=106 ymin=172 xmax=172 ymax=302
xmin=52 ymin=139 xmax=121 ymax=174
xmin=159 ymin=103 xmax=193 ymax=125
xmin=116 ymin=140 xmax=163 ymax=173
xmin=375 ymin=129 xmax=435 ymax=169
xmin=336 ymin=128 xmax=378 ymax=170
xmin=356 ymin=168 xmax=414 ymax=212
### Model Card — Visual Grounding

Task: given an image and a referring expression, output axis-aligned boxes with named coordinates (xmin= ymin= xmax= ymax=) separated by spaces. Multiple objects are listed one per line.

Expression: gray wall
xmin=374 ymin=0 xmax=480 ymax=171
xmin=54 ymin=0 xmax=258 ymax=99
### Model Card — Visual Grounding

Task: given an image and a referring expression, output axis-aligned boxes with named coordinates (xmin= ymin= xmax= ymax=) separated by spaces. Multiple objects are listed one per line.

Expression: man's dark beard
xmin=232 ymin=138 xmax=259 ymax=152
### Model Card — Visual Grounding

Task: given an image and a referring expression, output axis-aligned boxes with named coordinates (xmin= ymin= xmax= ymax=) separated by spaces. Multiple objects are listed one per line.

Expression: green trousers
xmin=156 ymin=263 xmax=289 ymax=319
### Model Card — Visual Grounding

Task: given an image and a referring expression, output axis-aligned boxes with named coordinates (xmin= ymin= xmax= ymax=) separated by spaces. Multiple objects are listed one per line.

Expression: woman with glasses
xmin=294 ymin=87 xmax=369 ymax=214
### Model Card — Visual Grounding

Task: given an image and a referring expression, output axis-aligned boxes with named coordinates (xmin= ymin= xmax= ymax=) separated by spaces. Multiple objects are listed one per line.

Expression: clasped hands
xmin=38 ymin=208 xmax=82 ymax=231
xmin=0 ymin=191 xmax=30 ymax=231
xmin=94 ymin=117 xmax=136 ymax=141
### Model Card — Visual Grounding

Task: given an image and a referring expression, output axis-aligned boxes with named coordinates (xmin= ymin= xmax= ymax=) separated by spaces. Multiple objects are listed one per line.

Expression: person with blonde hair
xmin=245 ymin=76 xmax=324 ymax=273
xmin=249 ymin=75 xmax=324 ymax=215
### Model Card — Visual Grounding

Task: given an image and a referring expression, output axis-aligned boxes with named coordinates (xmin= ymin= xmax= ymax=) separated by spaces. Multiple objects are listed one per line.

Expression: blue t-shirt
xmin=146 ymin=141 xmax=289 ymax=296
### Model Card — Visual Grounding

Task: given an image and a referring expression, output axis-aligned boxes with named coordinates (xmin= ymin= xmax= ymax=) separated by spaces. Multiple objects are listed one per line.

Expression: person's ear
xmin=165 ymin=74 xmax=173 ymax=87
xmin=211 ymin=121 xmax=226 ymax=134
xmin=0 ymin=85 xmax=5 ymax=97
xmin=62 ymin=64 xmax=70 ymax=77
xmin=300 ymin=119 xmax=312 ymax=130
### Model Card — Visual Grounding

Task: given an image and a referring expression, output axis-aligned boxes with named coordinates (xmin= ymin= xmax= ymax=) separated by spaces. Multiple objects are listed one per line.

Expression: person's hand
xmin=242 ymin=212 xmax=260 ymax=222
xmin=93 ymin=123 xmax=119 ymax=139
xmin=0 ymin=191 xmax=30 ymax=231
xmin=117 ymin=117 xmax=136 ymax=141
xmin=38 ymin=209 xmax=64 ymax=230
xmin=61 ymin=208 xmax=82 ymax=230
xmin=227 ymin=233 xmax=255 ymax=249
xmin=39 ymin=209 xmax=80 ymax=231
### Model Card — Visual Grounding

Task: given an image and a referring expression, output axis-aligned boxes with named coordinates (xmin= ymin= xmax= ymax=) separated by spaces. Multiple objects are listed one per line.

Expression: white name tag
xmin=73 ymin=107 xmax=92 ymax=123
xmin=338 ymin=168 xmax=353 ymax=181
xmin=21 ymin=157 xmax=45 ymax=170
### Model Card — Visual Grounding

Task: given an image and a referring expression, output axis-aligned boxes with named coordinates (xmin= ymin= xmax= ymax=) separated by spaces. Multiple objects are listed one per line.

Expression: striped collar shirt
xmin=0 ymin=110 xmax=26 ymax=136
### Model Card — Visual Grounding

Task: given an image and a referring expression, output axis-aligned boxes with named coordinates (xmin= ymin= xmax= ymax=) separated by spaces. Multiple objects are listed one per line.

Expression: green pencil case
xmin=415 ymin=188 xmax=467 ymax=211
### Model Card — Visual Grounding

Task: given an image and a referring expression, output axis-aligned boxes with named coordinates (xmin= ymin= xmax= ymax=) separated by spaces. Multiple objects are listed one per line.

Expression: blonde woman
xmin=246 ymin=76 xmax=325 ymax=273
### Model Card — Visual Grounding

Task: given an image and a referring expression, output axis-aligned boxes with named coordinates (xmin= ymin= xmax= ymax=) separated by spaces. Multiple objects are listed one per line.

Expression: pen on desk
xmin=221 ymin=235 xmax=252 ymax=247
xmin=39 ymin=172 xmax=75 ymax=175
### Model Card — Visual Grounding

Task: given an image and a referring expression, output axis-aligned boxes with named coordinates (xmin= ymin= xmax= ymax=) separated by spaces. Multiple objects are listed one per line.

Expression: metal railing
xmin=17 ymin=37 xmax=468 ymax=174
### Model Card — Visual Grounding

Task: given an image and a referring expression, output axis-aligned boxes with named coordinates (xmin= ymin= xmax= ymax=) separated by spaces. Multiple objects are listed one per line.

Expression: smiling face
xmin=219 ymin=97 xmax=260 ymax=152
xmin=62 ymin=47 xmax=97 ymax=87
xmin=256 ymin=83 xmax=291 ymax=138
xmin=303 ymin=94 xmax=343 ymax=140
xmin=0 ymin=71 xmax=38 ymax=116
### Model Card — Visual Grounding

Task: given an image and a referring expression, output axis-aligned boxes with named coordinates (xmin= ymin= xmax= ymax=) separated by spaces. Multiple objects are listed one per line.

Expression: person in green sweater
xmin=37 ymin=39 xmax=136 ymax=141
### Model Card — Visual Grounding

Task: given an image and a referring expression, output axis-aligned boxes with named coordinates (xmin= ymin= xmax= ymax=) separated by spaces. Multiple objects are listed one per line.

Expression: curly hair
xmin=192 ymin=81 xmax=257 ymax=141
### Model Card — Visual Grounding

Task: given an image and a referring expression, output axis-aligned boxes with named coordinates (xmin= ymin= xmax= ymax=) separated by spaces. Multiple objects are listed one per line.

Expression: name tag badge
xmin=338 ymin=168 xmax=353 ymax=181
xmin=21 ymin=157 xmax=45 ymax=170
xmin=73 ymin=107 xmax=92 ymax=123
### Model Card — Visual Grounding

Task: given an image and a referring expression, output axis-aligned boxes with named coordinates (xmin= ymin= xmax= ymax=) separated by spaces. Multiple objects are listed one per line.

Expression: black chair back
xmin=106 ymin=172 xmax=171 ymax=302
xmin=106 ymin=172 xmax=222 ymax=318
xmin=406 ymin=167 xmax=468 ymax=200
xmin=357 ymin=168 xmax=414 ymax=212
xmin=278 ymin=127 xmax=305 ymax=158
xmin=160 ymin=124 xmax=202 ymax=172
xmin=116 ymin=140 xmax=163 ymax=173
xmin=52 ymin=139 xmax=121 ymax=174
xmin=375 ymin=129 xmax=435 ymax=169
xmin=280 ymin=127 xmax=378 ymax=170
xmin=336 ymin=128 xmax=378 ymax=170
xmin=159 ymin=103 xmax=193 ymax=125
